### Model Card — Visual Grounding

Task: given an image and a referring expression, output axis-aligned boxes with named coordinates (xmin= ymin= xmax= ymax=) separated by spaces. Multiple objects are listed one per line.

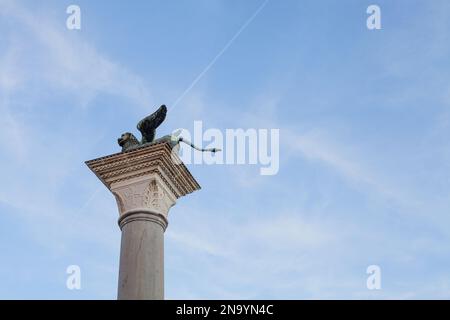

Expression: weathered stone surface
xmin=117 ymin=212 xmax=165 ymax=300
xmin=86 ymin=141 xmax=200 ymax=218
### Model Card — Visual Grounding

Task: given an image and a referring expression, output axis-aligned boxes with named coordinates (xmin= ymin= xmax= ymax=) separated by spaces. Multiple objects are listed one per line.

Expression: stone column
xmin=85 ymin=142 xmax=200 ymax=300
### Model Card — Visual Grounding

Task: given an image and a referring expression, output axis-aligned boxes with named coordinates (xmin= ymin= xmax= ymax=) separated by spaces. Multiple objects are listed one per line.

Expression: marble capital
xmin=85 ymin=141 xmax=201 ymax=228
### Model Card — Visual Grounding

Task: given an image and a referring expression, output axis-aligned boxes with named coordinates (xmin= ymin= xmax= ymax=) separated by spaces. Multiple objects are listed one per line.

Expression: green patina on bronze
xmin=118 ymin=104 xmax=221 ymax=154
xmin=118 ymin=105 xmax=168 ymax=152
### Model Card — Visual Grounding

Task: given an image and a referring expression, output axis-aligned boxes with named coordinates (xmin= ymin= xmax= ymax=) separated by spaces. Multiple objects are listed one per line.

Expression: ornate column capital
xmin=85 ymin=141 xmax=201 ymax=229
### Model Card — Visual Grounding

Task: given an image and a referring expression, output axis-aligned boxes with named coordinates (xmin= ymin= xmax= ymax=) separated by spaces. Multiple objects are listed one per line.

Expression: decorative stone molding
xmin=111 ymin=175 xmax=176 ymax=218
xmin=86 ymin=141 xmax=201 ymax=227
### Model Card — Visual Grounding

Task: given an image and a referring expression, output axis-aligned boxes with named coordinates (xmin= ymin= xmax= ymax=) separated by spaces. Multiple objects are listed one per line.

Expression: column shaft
xmin=117 ymin=211 xmax=167 ymax=300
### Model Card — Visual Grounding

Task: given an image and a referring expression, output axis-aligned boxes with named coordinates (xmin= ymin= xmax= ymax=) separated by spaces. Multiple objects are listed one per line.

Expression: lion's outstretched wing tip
xmin=136 ymin=104 xmax=168 ymax=141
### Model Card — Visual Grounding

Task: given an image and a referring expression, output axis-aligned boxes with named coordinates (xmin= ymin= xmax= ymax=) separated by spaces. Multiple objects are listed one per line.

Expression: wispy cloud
xmin=165 ymin=207 xmax=344 ymax=299
xmin=288 ymin=129 xmax=423 ymax=209
xmin=0 ymin=0 xmax=153 ymax=251
xmin=0 ymin=0 xmax=152 ymax=109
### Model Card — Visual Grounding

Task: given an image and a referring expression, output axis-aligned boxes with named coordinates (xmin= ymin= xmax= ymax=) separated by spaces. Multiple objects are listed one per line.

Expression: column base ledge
xmin=118 ymin=209 xmax=168 ymax=231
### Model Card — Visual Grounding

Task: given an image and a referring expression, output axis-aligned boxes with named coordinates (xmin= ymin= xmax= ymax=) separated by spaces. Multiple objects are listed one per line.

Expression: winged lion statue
xmin=117 ymin=104 xmax=220 ymax=154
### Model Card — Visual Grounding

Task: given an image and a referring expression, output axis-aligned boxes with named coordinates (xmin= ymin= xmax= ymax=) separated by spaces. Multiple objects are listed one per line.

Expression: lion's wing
xmin=137 ymin=105 xmax=167 ymax=143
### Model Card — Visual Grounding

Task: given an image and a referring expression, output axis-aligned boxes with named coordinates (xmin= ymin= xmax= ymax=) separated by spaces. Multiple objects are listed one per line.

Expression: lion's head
xmin=118 ymin=132 xmax=140 ymax=152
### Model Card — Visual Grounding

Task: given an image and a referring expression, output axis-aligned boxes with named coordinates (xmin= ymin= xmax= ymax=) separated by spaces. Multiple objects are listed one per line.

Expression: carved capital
xmin=111 ymin=176 xmax=177 ymax=218
xmin=86 ymin=141 xmax=201 ymax=227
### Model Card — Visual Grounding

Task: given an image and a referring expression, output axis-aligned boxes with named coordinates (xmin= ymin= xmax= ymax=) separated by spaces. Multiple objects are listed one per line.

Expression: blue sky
xmin=1 ymin=0 xmax=450 ymax=299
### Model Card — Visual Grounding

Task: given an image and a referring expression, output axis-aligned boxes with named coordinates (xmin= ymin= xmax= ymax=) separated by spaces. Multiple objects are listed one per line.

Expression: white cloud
xmin=287 ymin=129 xmax=423 ymax=210
xmin=0 ymin=0 xmax=153 ymax=253
xmin=168 ymin=212 xmax=333 ymax=258
xmin=165 ymin=207 xmax=346 ymax=298
xmin=0 ymin=0 xmax=152 ymax=109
